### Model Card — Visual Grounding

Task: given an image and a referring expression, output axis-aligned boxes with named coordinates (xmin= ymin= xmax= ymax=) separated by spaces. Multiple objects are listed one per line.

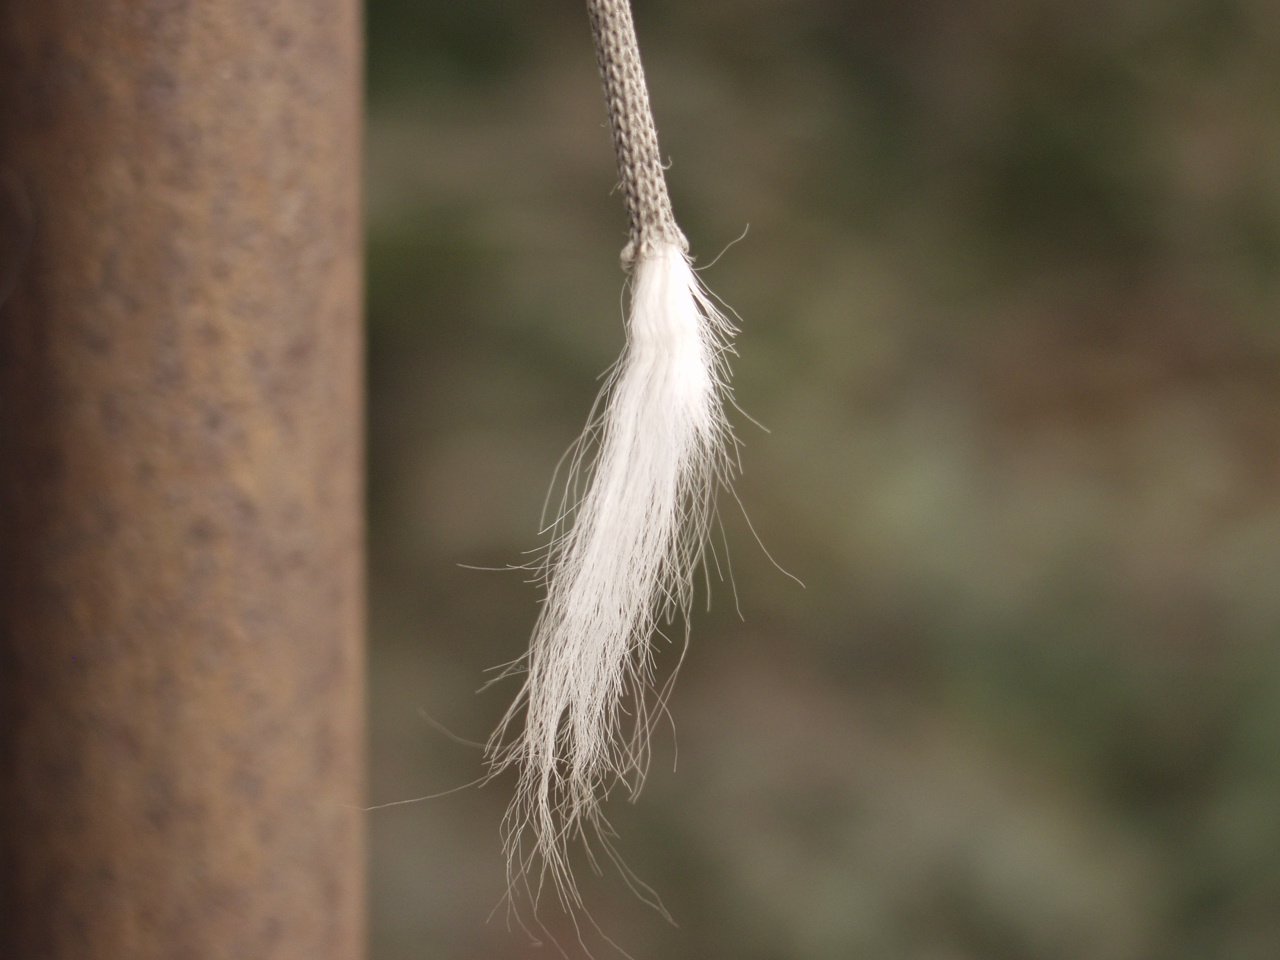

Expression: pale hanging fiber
xmin=486 ymin=0 xmax=740 ymax=906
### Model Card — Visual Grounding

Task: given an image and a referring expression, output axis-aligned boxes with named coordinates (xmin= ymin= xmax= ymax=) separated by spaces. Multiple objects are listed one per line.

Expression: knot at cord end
xmin=619 ymin=226 xmax=690 ymax=272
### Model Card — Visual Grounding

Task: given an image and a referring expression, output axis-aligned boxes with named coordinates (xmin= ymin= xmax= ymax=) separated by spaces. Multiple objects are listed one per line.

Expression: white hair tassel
xmin=486 ymin=0 xmax=742 ymax=909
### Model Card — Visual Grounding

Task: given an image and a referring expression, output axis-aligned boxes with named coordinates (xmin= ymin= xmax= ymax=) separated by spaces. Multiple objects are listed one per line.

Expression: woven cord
xmin=586 ymin=0 xmax=688 ymax=267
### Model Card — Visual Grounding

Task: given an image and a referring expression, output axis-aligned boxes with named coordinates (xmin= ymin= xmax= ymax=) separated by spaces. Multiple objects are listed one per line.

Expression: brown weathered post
xmin=0 ymin=4 xmax=365 ymax=959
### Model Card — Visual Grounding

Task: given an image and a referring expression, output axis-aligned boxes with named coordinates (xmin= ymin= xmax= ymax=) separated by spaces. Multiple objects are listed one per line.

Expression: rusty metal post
xmin=0 ymin=4 xmax=365 ymax=959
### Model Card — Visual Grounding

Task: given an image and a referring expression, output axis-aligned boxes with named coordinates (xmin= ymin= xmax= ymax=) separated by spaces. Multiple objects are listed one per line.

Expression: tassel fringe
xmin=486 ymin=241 xmax=737 ymax=905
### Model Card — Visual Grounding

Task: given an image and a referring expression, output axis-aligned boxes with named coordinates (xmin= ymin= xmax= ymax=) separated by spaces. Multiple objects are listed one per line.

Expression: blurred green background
xmin=364 ymin=2 xmax=1280 ymax=957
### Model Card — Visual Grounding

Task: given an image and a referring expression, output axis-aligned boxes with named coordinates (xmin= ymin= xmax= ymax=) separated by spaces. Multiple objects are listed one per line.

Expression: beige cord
xmin=586 ymin=0 xmax=688 ymax=266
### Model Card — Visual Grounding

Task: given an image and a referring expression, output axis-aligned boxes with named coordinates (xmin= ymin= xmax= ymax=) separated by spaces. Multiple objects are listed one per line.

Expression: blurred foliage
xmin=363 ymin=2 xmax=1280 ymax=958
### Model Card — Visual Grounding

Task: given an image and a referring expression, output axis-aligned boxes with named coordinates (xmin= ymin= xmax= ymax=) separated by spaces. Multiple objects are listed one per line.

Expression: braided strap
xmin=586 ymin=0 xmax=688 ymax=266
